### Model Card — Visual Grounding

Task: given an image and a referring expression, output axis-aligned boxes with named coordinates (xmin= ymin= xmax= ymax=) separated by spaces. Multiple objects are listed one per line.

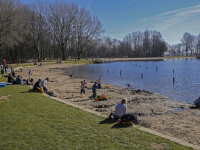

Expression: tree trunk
xmin=77 ymin=51 xmax=81 ymax=60
xmin=37 ymin=47 xmax=41 ymax=61
xmin=62 ymin=46 xmax=66 ymax=60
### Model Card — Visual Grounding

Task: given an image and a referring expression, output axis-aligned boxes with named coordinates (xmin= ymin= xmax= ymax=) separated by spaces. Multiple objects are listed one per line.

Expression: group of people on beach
xmin=80 ymin=79 xmax=102 ymax=99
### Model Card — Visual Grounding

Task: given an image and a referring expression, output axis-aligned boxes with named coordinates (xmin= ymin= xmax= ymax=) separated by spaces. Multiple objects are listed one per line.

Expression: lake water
xmin=66 ymin=58 xmax=200 ymax=104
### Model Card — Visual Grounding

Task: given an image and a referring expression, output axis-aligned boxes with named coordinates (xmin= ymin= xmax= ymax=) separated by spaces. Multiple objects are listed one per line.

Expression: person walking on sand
xmin=92 ymin=81 xmax=98 ymax=99
xmin=80 ymin=81 xmax=85 ymax=97
xmin=28 ymin=69 xmax=32 ymax=79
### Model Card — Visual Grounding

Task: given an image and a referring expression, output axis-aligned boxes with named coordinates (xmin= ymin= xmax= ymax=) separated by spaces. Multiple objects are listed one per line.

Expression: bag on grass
xmin=38 ymin=87 xmax=44 ymax=93
xmin=47 ymin=91 xmax=54 ymax=96
xmin=118 ymin=113 xmax=137 ymax=125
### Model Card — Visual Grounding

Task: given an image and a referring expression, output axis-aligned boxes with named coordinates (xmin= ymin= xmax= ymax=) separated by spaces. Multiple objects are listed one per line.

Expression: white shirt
xmin=40 ymin=79 xmax=47 ymax=87
xmin=114 ymin=103 xmax=127 ymax=117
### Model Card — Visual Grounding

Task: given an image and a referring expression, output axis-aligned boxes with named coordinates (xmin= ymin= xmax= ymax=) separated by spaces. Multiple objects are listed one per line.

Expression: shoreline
xmin=15 ymin=63 xmax=200 ymax=146
xmin=92 ymin=57 xmax=197 ymax=63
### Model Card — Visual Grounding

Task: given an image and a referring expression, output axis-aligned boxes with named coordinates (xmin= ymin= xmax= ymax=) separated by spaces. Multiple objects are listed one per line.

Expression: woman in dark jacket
xmin=8 ymin=74 xmax=15 ymax=83
xmin=33 ymin=79 xmax=41 ymax=91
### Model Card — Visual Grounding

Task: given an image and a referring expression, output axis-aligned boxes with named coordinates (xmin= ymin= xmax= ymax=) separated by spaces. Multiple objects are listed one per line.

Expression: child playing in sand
xmin=83 ymin=79 xmax=87 ymax=88
xmin=80 ymin=81 xmax=85 ymax=97
xmin=126 ymin=82 xmax=132 ymax=90
xmin=92 ymin=81 xmax=98 ymax=99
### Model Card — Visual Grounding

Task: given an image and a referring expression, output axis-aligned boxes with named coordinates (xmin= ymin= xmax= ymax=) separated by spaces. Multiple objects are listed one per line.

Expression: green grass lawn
xmin=0 ymin=77 xmax=194 ymax=150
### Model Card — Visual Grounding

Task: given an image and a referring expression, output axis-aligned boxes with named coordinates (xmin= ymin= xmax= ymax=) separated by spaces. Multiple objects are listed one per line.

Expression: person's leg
xmin=92 ymin=90 xmax=95 ymax=99
xmin=94 ymin=90 xmax=96 ymax=99
xmin=80 ymin=89 xmax=83 ymax=97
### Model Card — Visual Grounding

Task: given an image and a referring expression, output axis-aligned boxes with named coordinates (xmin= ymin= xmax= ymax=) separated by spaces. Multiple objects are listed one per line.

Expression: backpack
xmin=118 ymin=113 xmax=137 ymax=125
xmin=38 ymin=87 xmax=44 ymax=93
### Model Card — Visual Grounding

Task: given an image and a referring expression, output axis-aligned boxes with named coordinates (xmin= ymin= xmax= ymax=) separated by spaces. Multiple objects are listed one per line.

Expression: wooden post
xmin=173 ymin=77 xmax=175 ymax=84
xmin=156 ymin=66 xmax=157 ymax=72
xmin=99 ymin=75 xmax=101 ymax=83
xmin=141 ymin=73 xmax=143 ymax=79
xmin=120 ymin=70 xmax=122 ymax=76
xmin=173 ymin=70 xmax=174 ymax=74
xmin=92 ymin=70 xmax=93 ymax=73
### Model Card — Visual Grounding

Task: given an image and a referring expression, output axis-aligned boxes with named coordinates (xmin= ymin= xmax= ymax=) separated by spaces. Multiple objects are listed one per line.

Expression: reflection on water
xmin=66 ymin=58 xmax=200 ymax=104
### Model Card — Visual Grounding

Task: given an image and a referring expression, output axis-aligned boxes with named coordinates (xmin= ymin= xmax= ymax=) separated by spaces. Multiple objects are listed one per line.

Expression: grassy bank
xmin=0 ymin=76 xmax=193 ymax=150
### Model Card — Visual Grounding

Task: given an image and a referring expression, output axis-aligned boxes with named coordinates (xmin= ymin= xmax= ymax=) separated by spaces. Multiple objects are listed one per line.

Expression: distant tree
xmin=181 ymin=32 xmax=193 ymax=56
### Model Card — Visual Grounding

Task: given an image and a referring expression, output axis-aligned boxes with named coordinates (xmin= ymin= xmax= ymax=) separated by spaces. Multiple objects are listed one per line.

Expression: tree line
xmin=168 ymin=33 xmax=200 ymax=56
xmin=1 ymin=0 xmax=196 ymax=62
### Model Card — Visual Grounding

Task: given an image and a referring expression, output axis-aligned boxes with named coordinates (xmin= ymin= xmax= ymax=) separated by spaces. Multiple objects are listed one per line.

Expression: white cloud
xmin=119 ymin=0 xmax=137 ymax=8
xmin=134 ymin=4 xmax=200 ymax=44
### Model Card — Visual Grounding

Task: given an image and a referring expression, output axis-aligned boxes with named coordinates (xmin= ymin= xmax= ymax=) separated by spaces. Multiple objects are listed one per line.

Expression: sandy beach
xmin=14 ymin=63 xmax=200 ymax=146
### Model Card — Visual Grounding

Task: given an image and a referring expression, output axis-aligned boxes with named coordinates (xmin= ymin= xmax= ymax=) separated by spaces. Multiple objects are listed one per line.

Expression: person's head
xmin=30 ymin=78 xmax=34 ymax=82
xmin=9 ymin=73 xmax=12 ymax=77
xmin=17 ymin=75 xmax=20 ymax=78
xmin=38 ymin=79 xmax=42 ymax=82
xmin=81 ymin=81 xmax=83 ymax=83
xmin=121 ymin=98 xmax=127 ymax=104
xmin=84 ymin=79 xmax=86 ymax=82
xmin=95 ymin=81 xmax=97 ymax=84
xmin=46 ymin=78 xmax=49 ymax=81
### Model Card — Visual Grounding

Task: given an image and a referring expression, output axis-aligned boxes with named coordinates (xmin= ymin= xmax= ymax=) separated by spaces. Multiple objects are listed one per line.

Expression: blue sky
xmin=22 ymin=0 xmax=200 ymax=45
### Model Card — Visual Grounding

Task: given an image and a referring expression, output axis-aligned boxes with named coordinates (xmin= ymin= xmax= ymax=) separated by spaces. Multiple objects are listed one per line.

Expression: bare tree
xmin=73 ymin=7 xmax=104 ymax=60
xmin=181 ymin=32 xmax=193 ymax=56
xmin=29 ymin=1 xmax=49 ymax=61
xmin=48 ymin=2 xmax=78 ymax=60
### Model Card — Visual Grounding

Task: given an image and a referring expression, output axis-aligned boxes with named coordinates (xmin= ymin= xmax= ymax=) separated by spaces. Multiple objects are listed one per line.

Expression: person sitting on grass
xmin=40 ymin=78 xmax=49 ymax=93
xmin=16 ymin=75 xmax=22 ymax=84
xmin=26 ymin=78 xmax=34 ymax=85
xmin=7 ymin=73 xmax=15 ymax=83
xmin=33 ymin=79 xmax=41 ymax=91
xmin=112 ymin=98 xmax=127 ymax=120
xmin=11 ymin=70 xmax=16 ymax=77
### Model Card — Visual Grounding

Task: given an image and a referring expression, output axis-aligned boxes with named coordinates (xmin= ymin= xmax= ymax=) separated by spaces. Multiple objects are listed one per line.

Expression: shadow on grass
xmin=111 ymin=123 xmax=133 ymax=129
xmin=99 ymin=118 xmax=116 ymax=124
xmin=21 ymin=89 xmax=38 ymax=93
